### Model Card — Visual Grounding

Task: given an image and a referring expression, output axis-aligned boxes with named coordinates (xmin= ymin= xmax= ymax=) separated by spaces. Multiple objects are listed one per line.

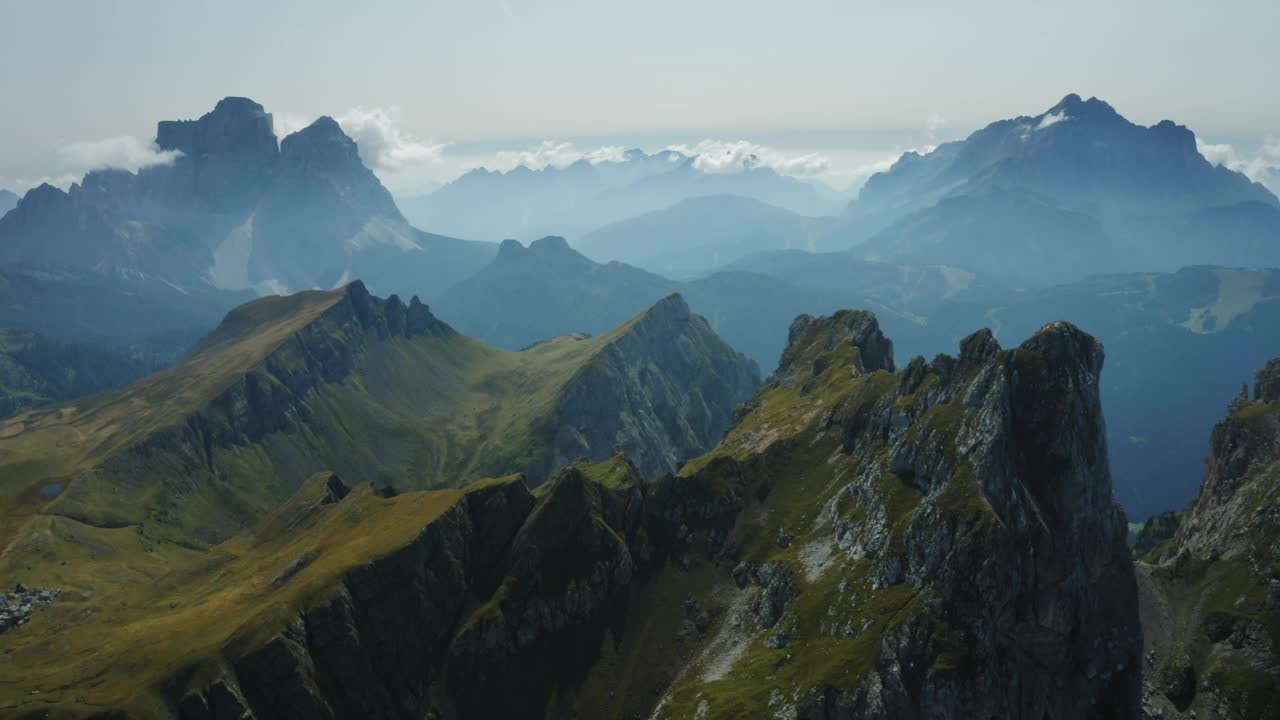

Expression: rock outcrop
xmin=1137 ymin=358 xmax=1280 ymax=719
xmin=541 ymin=293 xmax=760 ymax=482
xmin=0 ymin=585 xmax=60 ymax=633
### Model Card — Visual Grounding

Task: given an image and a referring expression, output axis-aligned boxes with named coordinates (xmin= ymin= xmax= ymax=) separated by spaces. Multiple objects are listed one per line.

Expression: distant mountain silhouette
xmin=0 ymin=189 xmax=18 ymax=217
xmin=399 ymin=148 xmax=843 ymax=242
xmin=841 ymin=94 xmax=1280 ymax=284
xmin=577 ymin=194 xmax=829 ymax=277
xmin=431 ymin=235 xmax=916 ymax=372
xmin=0 ymin=98 xmax=495 ymax=300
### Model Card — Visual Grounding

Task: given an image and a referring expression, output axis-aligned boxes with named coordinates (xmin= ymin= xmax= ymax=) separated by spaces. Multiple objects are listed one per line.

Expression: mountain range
xmin=847 ymin=94 xmax=1280 ymax=284
xmin=576 ymin=194 xmax=826 ymax=278
xmin=0 ymin=98 xmax=495 ymax=300
xmin=1 ymin=92 xmax=1275 ymax=527
xmin=397 ymin=148 xmax=844 ymax=243
xmin=558 ymin=94 xmax=1280 ymax=287
xmin=1 ymin=284 xmax=1276 ymax=718
xmin=432 ymin=235 xmax=893 ymax=368
xmin=0 ymin=282 xmax=757 ymax=549
xmin=433 ymin=237 xmax=1280 ymax=520
xmin=0 ymin=303 xmax=1160 ymax=717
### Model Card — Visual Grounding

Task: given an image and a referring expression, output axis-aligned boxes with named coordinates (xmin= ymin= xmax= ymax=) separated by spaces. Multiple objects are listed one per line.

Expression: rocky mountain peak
xmin=496 ymin=238 xmax=526 ymax=260
xmin=528 ymin=235 xmax=573 ymax=253
xmin=776 ymin=309 xmax=895 ymax=383
xmin=632 ymin=292 xmax=691 ymax=325
xmin=279 ymin=116 xmax=360 ymax=168
xmin=1045 ymin=92 xmax=1123 ymax=124
xmin=339 ymin=279 xmax=453 ymax=340
xmin=12 ymin=183 xmax=70 ymax=213
xmin=1254 ymin=357 xmax=1280 ymax=403
xmin=155 ymin=96 xmax=278 ymax=159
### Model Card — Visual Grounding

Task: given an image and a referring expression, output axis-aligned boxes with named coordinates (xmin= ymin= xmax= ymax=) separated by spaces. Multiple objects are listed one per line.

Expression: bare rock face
xmin=1138 ymin=358 xmax=1280 ymax=719
xmin=746 ymin=318 xmax=1140 ymax=719
xmin=540 ymin=293 xmax=761 ymax=483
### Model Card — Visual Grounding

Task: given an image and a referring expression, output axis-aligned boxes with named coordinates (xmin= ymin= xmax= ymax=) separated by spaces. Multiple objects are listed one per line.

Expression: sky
xmin=2 ymin=0 xmax=1278 ymax=195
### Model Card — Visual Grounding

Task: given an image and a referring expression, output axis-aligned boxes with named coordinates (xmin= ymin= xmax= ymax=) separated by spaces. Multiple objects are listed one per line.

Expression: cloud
xmin=272 ymin=113 xmax=315 ymax=139
xmin=825 ymin=145 xmax=938 ymax=190
xmin=1035 ymin=110 xmax=1069 ymax=131
xmin=493 ymin=141 xmax=629 ymax=171
xmin=666 ymin=139 xmax=831 ymax=177
xmin=925 ymin=111 xmax=945 ymax=140
xmin=275 ymin=107 xmax=447 ymax=174
xmin=334 ymin=107 xmax=446 ymax=173
xmin=1197 ymin=136 xmax=1280 ymax=183
xmin=56 ymin=136 xmax=181 ymax=174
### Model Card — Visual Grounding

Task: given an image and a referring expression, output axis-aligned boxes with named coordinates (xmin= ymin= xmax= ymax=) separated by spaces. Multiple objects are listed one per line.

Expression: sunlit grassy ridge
xmin=0 ymin=284 xmax=694 ymax=549
xmin=0 ymin=472 xmax=519 ymax=714
xmin=0 ymin=283 xmax=751 ymax=716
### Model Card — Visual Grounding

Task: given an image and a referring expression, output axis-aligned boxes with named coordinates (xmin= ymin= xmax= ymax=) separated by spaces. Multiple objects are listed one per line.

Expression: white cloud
xmin=273 ymin=113 xmax=315 ymax=139
xmin=825 ymin=145 xmax=939 ymax=190
xmin=335 ymin=107 xmax=446 ymax=173
xmin=1197 ymin=139 xmax=1239 ymax=168
xmin=1197 ymin=136 xmax=1280 ymax=184
xmin=56 ymin=136 xmax=182 ymax=174
xmin=275 ymin=106 xmax=447 ymax=174
xmin=1035 ymin=110 xmax=1069 ymax=131
xmin=492 ymin=140 xmax=629 ymax=171
xmin=925 ymin=111 xmax=945 ymax=140
xmin=666 ymin=139 xmax=831 ymax=177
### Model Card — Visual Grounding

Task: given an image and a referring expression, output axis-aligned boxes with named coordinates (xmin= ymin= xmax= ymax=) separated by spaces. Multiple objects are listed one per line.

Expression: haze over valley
xmin=1 ymin=3 xmax=1277 ymax=718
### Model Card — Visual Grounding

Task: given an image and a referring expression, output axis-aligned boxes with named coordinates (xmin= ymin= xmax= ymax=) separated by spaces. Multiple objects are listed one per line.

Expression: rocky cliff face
xmin=540 ymin=293 xmax=760 ymax=482
xmin=634 ymin=312 xmax=1140 ymax=719
xmin=161 ymin=310 xmax=1139 ymax=720
xmin=151 ymin=96 xmax=281 ymax=215
xmin=1137 ymin=358 xmax=1280 ymax=719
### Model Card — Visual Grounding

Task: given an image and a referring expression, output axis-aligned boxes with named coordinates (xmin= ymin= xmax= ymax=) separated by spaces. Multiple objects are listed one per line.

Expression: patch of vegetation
xmin=1131 ymin=511 xmax=1183 ymax=561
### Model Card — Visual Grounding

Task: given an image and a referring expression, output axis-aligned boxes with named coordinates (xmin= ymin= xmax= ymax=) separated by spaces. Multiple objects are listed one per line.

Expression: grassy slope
xmin=0 ymin=287 xmax=733 ymax=717
xmin=0 ymin=283 xmax=666 ymax=546
xmin=0 ymin=472 xmax=519 ymax=715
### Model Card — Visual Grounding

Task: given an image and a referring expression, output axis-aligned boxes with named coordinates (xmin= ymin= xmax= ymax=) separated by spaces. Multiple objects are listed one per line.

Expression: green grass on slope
xmin=0 ymin=472 xmax=519 ymax=716
xmin=0 ymin=288 xmax=347 ymax=550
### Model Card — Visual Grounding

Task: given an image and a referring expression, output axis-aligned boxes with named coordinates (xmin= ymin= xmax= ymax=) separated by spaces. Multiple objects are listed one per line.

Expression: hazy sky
xmin=2 ymin=0 xmax=1278 ymax=194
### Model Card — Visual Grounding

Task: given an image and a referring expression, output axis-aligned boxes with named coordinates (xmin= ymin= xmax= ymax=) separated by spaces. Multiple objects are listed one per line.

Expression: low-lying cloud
xmin=276 ymin=107 xmax=446 ymax=174
xmin=1035 ymin=110 xmax=1069 ymax=130
xmin=56 ymin=136 xmax=182 ymax=174
xmin=493 ymin=141 xmax=628 ymax=171
xmin=335 ymin=107 xmax=446 ymax=172
xmin=667 ymin=139 xmax=831 ymax=177
xmin=1197 ymin=137 xmax=1280 ymax=184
